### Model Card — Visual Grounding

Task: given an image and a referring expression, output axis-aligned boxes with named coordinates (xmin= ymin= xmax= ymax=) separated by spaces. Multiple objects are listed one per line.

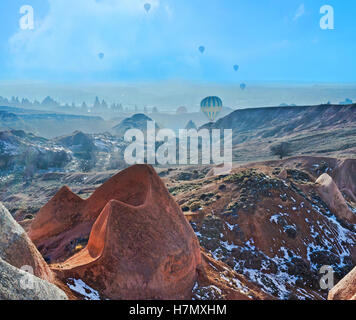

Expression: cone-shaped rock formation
xmin=316 ymin=173 xmax=356 ymax=224
xmin=33 ymin=165 xmax=201 ymax=299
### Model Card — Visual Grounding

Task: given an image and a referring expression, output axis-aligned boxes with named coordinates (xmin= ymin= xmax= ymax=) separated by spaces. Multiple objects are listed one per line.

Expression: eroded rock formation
xmin=0 ymin=202 xmax=67 ymax=300
xmin=328 ymin=266 xmax=356 ymax=300
xmin=0 ymin=203 xmax=53 ymax=282
xmin=316 ymin=173 xmax=356 ymax=224
xmin=32 ymin=165 xmax=202 ymax=300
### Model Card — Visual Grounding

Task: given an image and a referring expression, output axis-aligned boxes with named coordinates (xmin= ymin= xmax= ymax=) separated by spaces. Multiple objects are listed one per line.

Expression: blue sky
xmin=0 ymin=0 xmax=355 ymax=83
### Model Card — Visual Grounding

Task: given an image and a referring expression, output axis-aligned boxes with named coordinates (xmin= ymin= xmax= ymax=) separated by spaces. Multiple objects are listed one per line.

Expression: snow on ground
xmin=67 ymin=278 xmax=101 ymax=300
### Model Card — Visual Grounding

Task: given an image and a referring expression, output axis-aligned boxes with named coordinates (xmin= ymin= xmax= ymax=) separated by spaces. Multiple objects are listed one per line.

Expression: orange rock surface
xmin=32 ymin=165 xmax=202 ymax=300
xmin=28 ymin=165 xmax=155 ymax=262
xmin=328 ymin=266 xmax=356 ymax=300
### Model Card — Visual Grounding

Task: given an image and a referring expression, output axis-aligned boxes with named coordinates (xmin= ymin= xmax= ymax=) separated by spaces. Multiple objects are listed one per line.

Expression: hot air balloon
xmin=98 ymin=52 xmax=104 ymax=60
xmin=144 ymin=3 xmax=151 ymax=13
xmin=240 ymin=83 xmax=246 ymax=90
xmin=200 ymin=96 xmax=223 ymax=122
xmin=233 ymin=65 xmax=239 ymax=72
xmin=199 ymin=46 xmax=205 ymax=54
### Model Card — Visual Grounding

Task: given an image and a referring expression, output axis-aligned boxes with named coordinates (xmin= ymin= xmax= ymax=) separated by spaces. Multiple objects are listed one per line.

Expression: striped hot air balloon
xmin=200 ymin=96 xmax=223 ymax=122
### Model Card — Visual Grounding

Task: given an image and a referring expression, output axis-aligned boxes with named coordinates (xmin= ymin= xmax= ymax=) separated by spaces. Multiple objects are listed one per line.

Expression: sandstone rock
xmin=316 ymin=173 xmax=356 ymax=224
xmin=43 ymin=165 xmax=201 ymax=300
xmin=0 ymin=257 xmax=67 ymax=300
xmin=28 ymin=186 xmax=85 ymax=246
xmin=332 ymin=159 xmax=356 ymax=202
xmin=0 ymin=203 xmax=53 ymax=282
xmin=206 ymin=163 xmax=233 ymax=178
xmin=278 ymin=169 xmax=288 ymax=180
xmin=29 ymin=164 xmax=158 ymax=262
xmin=328 ymin=266 xmax=356 ymax=300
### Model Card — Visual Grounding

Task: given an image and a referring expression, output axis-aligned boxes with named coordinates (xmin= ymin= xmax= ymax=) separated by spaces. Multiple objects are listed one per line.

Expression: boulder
xmin=278 ymin=169 xmax=288 ymax=180
xmin=315 ymin=173 xmax=356 ymax=224
xmin=328 ymin=266 xmax=356 ymax=300
xmin=0 ymin=203 xmax=53 ymax=282
xmin=332 ymin=159 xmax=356 ymax=202
xmin=0 ymin=257 xmax=67 ymax=300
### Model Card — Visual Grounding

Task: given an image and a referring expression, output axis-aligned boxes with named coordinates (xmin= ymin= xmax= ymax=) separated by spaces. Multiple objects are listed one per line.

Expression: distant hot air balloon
xmin=240 ymin=83 xmax=246 ymax=90
xmin=233 ymin=65 xmax=239 ymax=72
xmin=98 ymin=52 xmax=104 ymax=60
xmin=144 ymin=3 xmax=151 ymax=12
xmin=200 ymin=96 xmax=223 ymax=122
xmin=199 ymin=46 xmax=205 ymax=54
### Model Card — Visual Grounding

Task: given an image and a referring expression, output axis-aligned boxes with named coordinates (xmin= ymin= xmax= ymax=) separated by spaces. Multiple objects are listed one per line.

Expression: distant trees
xmin=270 ymin=142 xmax=292 ymax=160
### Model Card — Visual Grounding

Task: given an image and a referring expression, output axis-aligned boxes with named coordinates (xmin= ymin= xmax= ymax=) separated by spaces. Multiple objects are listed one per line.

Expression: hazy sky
xmin=0 ymin=0 xmax=355 ymax=83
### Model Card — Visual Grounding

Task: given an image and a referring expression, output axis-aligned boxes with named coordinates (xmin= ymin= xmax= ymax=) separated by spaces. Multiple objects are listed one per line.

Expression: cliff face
xmin=201 ymin=104 xmax=356 ymax=161
xmin=203 ymin=104 xmax=356 ymax=136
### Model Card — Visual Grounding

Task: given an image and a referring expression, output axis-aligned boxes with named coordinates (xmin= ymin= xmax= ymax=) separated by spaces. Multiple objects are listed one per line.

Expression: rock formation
xmin=22 ymin=161 xmax=356 ymax=300
xmin=0 ymin=257 xmax=67 ymax=300
xmin=185 ymin=120 xmax=197 ymax=130
xmin=195 ymin=250 xmax=274 ymax=300
xmin=0 ymin=202 xmax=67 ymax=300
xmin=33 ymin=165 xmax=202 ymax=300
xmin=176 ymin=165 xmax=356 ymax=300
xmin=332 ymin=159 xmax=356 ymax=202
xmin=112 ymin=114 xmax=159 ymax=136
xmin=29 ymin=165 xmax=180 ymax=262
xmin=0 ymin=203 xmax=53 ymax=282
xmin=328 ymin=266 xmax=356 ymax=300
xmin=316 ymin=173 xmax=356 ymax=224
